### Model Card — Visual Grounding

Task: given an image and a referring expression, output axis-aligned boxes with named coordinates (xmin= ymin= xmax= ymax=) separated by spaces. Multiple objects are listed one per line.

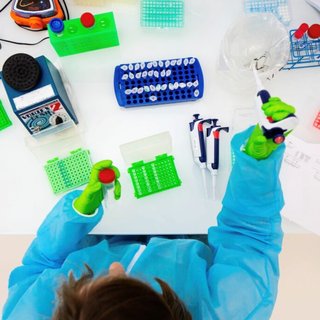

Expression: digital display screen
xmin=15 ymin=0 xmax=53 ymax=12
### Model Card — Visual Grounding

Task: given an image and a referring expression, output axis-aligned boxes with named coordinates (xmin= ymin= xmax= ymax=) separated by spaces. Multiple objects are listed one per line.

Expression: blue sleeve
xmin=208 ymin=127 xmax=284 ymax=320
xmin=11 ymin=190 xmax=103 ymax=283
xmin=3 ymin=190 xmax=103 ymax=319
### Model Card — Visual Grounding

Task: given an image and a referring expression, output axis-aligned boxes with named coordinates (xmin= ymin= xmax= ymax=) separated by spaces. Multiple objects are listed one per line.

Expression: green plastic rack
xmin=141 ymin=0 xmax=184 ymax=28
xmin=128 ymin=153 xmax=182 ymax=198
xmin=44 ymin=148 xmax=92 ymax=194
xmin=0 ymin=100 xmax=12 ymax=131
xmin=48 ymin=12 xmax=119 ymax=57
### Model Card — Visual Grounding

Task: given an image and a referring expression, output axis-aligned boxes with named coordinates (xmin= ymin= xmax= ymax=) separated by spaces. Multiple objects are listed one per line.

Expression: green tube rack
xmin=141 ymin=0 xmax=184 ymax=28
xmin=48 ymin=12 xmax=119 ymax=57
xmin=44 ymin=148 xmax=92 ymax=194
xmin=0 ymin=100 xmax=12 ymax=131
xmin=128 ymin=153 xmax=182 ymax=198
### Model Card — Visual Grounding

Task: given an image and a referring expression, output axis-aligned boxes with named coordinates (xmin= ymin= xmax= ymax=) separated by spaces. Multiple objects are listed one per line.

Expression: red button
xmin=308 ymin=24 xmax=320 ymax=39
xmin=80 ymin=12 xmax=95 ymax=28
xmin=99 ymin=168 xmax=116 ymax=184
xmin=274 ymin=136 xmax=285 ymax=144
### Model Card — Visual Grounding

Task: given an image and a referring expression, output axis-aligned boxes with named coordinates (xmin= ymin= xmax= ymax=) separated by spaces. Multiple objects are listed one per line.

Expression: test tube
xmin=294 ymin=23 xmax=309 ymax=39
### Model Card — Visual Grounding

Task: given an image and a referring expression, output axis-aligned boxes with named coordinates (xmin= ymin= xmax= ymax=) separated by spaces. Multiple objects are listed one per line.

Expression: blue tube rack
xmin=282 ymin=29 xmax=320 ymax=70
xmin=114 ymin=57 xmax=204 ymax=108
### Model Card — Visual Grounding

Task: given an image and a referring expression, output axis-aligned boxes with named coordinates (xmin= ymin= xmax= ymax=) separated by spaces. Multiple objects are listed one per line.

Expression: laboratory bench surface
xmin=0 ymin=0 xmax=319 ymax=235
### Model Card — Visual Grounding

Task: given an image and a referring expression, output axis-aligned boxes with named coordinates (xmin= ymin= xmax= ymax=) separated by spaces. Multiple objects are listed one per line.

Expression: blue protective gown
xmin=2 ymin=127 xmax=285 ymax=320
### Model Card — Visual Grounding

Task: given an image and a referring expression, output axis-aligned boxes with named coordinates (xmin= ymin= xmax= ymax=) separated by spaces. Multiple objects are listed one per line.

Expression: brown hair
xmin=53 ymin=265 xmax=192 ymax=320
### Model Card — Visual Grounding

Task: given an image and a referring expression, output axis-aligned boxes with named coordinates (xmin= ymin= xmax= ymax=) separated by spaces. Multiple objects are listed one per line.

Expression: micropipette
xmin=206 ymin=126 xmax=229 ymax=200
xmin=189 ymin=114 xmax=219 ymax=197
xmin=252 ymin=66 xmax=298 ymax=144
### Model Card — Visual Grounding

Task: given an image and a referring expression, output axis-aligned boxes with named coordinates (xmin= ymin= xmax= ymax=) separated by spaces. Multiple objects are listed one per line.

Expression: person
xmin=2 ymin=98 xmax=295 ymax=320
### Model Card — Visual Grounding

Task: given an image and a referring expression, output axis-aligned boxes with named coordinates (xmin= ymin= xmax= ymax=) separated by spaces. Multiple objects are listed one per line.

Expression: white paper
xmin=281 ymin=135 xmax=320 ymax=235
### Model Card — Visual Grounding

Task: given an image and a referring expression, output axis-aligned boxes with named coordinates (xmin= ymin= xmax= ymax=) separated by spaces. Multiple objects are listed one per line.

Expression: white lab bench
xmin=0 ymin=0 xmax=318 ymax=234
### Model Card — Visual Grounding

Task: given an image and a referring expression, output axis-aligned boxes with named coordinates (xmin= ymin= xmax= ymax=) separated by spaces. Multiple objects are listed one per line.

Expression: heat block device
xmin=0 ymin=53 xmax=78 ymax=136
xmin=114 ymin=57 xmax=204 ymax=108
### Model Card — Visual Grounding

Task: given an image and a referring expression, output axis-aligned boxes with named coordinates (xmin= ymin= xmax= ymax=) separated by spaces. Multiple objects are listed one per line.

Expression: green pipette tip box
xmin=141 ymin=0 xmax=184 ymax=28
xmin=48 ymin=12 xmax=119 ymax=57
xmin=44 ymin=148 xmax=92 ymax=194
xmin=0 ymin=100 xmax=12 ymax=131
xmin=128 ymin=153 xmax=182 ymax=199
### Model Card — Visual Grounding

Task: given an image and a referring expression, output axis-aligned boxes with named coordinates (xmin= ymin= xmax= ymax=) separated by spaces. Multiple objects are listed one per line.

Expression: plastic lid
xmin=307 ymin=24 xmax=320 ymax=39
xmin=99 ymin=168 xmax=116 ymax=184
xmin=120 ymin=131 xmax=172 ymax=164
xmin=220 ymin=13 xmax=289 ymax=90
xmin=2 ymin=53 xmax=41 ymax=91
xmin=50 ymin=18 xmax=64 ymax=33
xmin=80 ymin=12 xmax=95 ymax=28
xmin=298 ymin=23 xmax=309 ymax=32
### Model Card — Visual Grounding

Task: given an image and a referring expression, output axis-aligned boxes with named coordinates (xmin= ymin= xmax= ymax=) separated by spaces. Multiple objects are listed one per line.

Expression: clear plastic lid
xmin=218 ymin=13 xmax=290 ymax=91
xmin=25 ymin=124 xmax=86 ymax=163
xmin=119 ymin=131 xmax=172 ymax=165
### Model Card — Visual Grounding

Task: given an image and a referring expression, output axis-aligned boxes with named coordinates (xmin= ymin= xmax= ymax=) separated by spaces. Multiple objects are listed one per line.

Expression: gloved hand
xmin=244 ymin=97 xmax=296 ymax=160
xmin=74 ymin=160 xmax=121 ymax=215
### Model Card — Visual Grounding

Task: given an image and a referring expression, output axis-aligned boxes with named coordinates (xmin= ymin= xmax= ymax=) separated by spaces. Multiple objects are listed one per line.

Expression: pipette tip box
xmin=244 ymin=0 xmax=291 ymax=25
xmin=128 ymin=153 xmax=182 ymax=198
xmin=44 ymin=148 xmax=92 ymax=194
xmin=0 ymin=100 xmax=12 ymax=131
xmin=141 ymin=0 xmax=184 ymax=28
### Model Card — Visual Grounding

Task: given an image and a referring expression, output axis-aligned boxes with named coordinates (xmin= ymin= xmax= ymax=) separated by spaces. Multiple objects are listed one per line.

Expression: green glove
xmin=74 ymin=160 xmax=121 ymax=215
xmin=244 ymin=97 xmax=296 ymax=160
